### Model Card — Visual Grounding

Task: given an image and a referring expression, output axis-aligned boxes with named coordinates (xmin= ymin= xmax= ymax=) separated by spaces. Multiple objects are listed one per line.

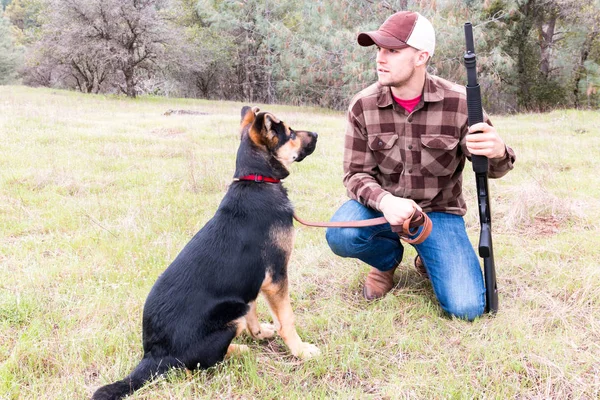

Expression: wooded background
xmin=1 ymin=0 xmax=599 ymax=113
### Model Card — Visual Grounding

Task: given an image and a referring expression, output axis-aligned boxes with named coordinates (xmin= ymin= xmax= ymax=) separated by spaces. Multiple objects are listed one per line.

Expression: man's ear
xmin=416 ymin=50 xmax=430 ymax=67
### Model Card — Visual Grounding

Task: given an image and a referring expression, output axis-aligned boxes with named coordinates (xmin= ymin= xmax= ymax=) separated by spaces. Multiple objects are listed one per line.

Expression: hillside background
xmin=1 ymin=0 xmax=600 ymax=113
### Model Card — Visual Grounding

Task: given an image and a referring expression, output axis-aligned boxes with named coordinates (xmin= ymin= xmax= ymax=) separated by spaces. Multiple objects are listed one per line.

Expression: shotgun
xmin=463 ymin=22 xmax=498 ymax=314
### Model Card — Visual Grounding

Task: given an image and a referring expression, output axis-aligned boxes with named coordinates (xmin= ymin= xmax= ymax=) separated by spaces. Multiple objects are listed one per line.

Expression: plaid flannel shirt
xmin=343 ymin=74 xmax=516 ymax=216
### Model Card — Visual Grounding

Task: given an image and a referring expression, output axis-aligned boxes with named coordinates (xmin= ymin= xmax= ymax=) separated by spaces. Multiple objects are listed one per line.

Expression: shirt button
xmin=408 ymin=145 xmax=413 ymax=150
xmin=408 ymin=169 xmax=413 ymax=173
xmin=378 ymin=140 xmax=383 ymax=146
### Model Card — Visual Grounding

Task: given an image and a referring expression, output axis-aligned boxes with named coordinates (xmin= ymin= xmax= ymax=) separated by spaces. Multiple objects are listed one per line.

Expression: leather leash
xmin=293 ymin=208 xmax=432 ymax=245
xmin=232 ymin=175 xmax=432 ymax=244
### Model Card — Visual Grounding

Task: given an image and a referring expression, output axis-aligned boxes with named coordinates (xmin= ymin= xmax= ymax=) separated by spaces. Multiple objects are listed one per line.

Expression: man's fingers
xmin=381 ymin=197 xmax=422 ymax=225
xmin=466 ymin=132 xmax=495 ymax=141
xmin=467 ymin=140 xmax=495 ymax=149
xmin=409 ymin=200 xmax=422 ymax=212
xmin=470 ymin=148 xmax=493 ymax=157
xmin=468 ymin=122 xmax=490 ymax=133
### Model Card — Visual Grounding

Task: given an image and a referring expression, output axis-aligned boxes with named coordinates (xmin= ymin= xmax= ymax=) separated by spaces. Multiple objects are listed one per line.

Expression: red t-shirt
xmin=392 ymin=94 xmax=421 ymax=113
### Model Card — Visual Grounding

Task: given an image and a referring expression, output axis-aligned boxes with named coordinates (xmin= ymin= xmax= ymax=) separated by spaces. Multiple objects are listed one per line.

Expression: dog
xmin=92 ymin=106 xmax=319 ymax=399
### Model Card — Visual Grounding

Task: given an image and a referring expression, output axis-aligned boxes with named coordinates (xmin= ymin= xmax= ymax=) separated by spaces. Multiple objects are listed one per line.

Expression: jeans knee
xmin=326 ymin=227 xmax=361 ymax=257
xmin=443 ymin=299 xmax=485 ymax=321
xmin=326 ymin=227 xmax=346 ymax=257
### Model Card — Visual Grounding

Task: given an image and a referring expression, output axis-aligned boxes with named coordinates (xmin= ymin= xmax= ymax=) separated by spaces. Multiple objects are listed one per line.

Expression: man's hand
xmin=379 ymin=194 xmax=421 ymax=226
xmin=466 ymin=122 xmax=506 ymax=159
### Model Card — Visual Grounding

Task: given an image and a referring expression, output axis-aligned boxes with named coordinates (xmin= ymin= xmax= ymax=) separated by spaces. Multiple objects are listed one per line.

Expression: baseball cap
xmin=357 ymin=11 xmax=436 ymax=57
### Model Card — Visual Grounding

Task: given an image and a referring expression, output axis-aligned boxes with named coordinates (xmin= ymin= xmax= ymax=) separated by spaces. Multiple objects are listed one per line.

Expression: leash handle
xmin=394 ymin=209 xmax=433 ymax=244
xmin=293 ymin=209 xmax=432 ymax=245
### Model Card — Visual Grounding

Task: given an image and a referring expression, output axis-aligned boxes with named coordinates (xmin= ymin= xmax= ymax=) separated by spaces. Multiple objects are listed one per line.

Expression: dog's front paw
xmin=251 ymin=323 xmax=276 ymax=340
xmin=258 ymin=323 xmax=276 ymax=339
xmin=294 ymin=342 xmax=321 ymax=359
xmin=226 ymin=344 xmax=250 ymax=358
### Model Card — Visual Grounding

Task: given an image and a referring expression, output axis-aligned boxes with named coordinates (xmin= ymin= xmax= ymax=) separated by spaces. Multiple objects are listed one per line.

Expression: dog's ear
xmin=241 ymin=106 xmax=261 ymax=140
xmin=249 ymin=112 xmax=280 ymax=147
xmin=241 ymin=106 xmax=259 ymax=127
xmin=263 ymin=113 xmax=280 ymax=132
xmin=241 ymin=106 xmax=252 ymax=122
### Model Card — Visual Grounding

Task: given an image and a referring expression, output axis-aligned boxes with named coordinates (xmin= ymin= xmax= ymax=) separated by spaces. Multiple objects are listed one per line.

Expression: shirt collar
xmin=376 ymin=73 xmax=444 ymax=108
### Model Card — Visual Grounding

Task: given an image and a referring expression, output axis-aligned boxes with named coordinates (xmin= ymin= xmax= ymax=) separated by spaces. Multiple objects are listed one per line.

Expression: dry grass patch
xmin=503 ymin=179 xmax=589 ymax=236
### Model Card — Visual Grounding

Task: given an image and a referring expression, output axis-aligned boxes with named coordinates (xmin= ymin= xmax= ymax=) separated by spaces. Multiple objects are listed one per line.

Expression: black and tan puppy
xmin=92 ymin=107 xmax=319 ymax=399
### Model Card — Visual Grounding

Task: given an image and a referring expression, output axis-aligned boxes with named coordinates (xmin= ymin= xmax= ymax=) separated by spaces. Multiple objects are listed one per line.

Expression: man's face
xmin=375 ymin=46 xmax=421 ymax=88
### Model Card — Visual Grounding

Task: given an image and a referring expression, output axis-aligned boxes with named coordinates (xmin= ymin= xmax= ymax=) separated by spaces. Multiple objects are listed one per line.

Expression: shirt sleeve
xmin=488 ymin=144 xmax=516 ymax=178
xmin=342 ymin=102 xmax=390 ymax=211
xmin=458 ymin=111 xmax=516 ymax=179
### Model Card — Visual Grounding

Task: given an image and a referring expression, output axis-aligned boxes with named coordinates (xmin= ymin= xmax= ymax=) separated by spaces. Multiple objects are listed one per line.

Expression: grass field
xmin=1 ymin=85 xmax=599 ymax=399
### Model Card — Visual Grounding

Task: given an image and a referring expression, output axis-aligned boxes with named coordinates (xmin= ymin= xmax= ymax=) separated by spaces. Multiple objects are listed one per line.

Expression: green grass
xmin=1 ymin=85 xmax=599 ymax=399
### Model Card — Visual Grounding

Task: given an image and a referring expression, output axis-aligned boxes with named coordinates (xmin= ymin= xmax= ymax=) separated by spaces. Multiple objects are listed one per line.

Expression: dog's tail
xmin=92 ymin=356 xmax=180 ymax=400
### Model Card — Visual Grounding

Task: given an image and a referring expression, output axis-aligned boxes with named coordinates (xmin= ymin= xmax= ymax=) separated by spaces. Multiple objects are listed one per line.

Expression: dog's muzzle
xmin=295 ymin=131 xmax=318 ymax=162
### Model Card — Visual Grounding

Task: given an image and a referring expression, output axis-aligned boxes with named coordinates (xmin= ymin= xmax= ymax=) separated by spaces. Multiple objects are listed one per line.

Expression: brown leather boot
xmin=414 ymin=255 xmax=428 ymax=278
xmin=363 ymin=267 xmax=397 ymax=301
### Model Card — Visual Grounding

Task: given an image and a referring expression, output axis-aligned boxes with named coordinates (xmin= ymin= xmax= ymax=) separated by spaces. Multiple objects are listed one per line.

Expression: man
xmin=325 ymin=11 xmax=516 ymax=321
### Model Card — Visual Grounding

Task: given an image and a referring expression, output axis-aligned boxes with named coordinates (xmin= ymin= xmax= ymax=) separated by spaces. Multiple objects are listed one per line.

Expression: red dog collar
xmin=235 ymin=174 xmax=281 ymax=183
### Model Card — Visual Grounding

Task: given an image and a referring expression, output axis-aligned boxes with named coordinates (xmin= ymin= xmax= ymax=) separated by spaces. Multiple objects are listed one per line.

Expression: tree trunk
xmin=573 ymin=29 xmax=598 ymax=108
xmin=516 ymin=0 xmax=535 ymax=110
xmin=537 ymin=12 xmax=557 ymax=79
xmin=123 ymin=69 xmax=136 ymax=98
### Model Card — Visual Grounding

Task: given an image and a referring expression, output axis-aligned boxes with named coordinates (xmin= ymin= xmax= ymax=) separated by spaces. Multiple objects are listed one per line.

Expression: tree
xmin=24 ymin=0 xmax=181 ymax=97
xmin=4 ymin=0 xmax=43 ymax=45
xmin=571 ymin=2 xmax=600 ymax=107
xmin=13 ymin=0 xmax=600 ymax=110
xmin=481 ymin=0 xmax=599 ymax=111
xmin=163 ymin=0 xmax=237 ymax=99
xmin=194 ymin=0 xmax=299 ymax=103
xmin=0 ymin=9 xmax=22 ymax=84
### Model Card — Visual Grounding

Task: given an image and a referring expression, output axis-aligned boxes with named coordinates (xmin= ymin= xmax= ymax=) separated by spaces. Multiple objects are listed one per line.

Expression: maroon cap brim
xmin=357 ymin=31 xmax=410 ymax=49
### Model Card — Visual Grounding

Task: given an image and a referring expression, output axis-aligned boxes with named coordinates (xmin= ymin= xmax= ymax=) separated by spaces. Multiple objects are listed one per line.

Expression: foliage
xmin=162 ymin=0 xmax=237 ymax=99
xmin=20 ymin=0 xmax=184 ymax=97
xmin=3 ymin=0 xmax=43 ymax=45
xmin=481 ymin=0 xmax=600 ymax=112
xmin=0 ymin=9 xmax=22 ymax=84
xmin=6 ymin=0 xmax=600 ymax=110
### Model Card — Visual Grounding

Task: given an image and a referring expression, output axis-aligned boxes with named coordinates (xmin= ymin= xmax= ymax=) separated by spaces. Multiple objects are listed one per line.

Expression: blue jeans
xmin=325 ymin=200 xmax=486 ymax=321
